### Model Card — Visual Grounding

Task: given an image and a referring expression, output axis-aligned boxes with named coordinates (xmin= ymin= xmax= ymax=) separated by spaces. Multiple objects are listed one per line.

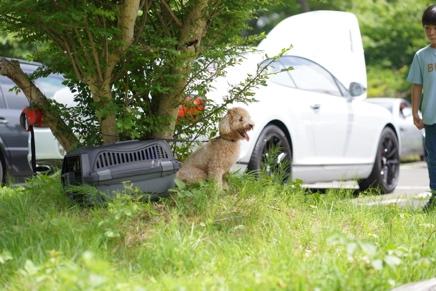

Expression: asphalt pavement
xmin=356 ymin=161 xmax=431 ymax=209
xmin=305 ymin=161 xmax=432 ymax=209
xmin=394 ymin=161 xmax=429 ymax=194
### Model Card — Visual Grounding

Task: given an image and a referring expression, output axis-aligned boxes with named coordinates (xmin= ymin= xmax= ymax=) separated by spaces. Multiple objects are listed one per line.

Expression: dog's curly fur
xmin=176 ymin=107 xmax=254 ymax=189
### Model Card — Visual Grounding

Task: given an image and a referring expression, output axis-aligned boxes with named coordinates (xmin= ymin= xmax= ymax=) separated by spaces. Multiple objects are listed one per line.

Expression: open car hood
xmin=257 ymin=10 xmax=367 ymax=98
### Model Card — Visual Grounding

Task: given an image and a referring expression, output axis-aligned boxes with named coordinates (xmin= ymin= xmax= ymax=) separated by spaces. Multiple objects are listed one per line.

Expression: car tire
xmin=358 ymin=127 xmax=400 ymax=194
xmin=247 ymin=125 xmax=292 ymax=182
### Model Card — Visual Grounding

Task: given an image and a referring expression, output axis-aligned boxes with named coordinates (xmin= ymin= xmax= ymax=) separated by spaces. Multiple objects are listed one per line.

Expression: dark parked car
xmin=0 ymin=60 xmax=34 ymax=183
xmin=0 ymin=58 xmax=69 ymax=184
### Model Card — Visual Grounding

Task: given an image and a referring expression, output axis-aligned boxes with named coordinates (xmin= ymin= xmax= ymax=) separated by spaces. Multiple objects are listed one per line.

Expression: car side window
xmin=260 ymin=59 xmax=297 ymax=88
xmin=283 ymin=56 xmax=343 ymax=97
xmin=0 ymin=76 xmax=29 ymax=110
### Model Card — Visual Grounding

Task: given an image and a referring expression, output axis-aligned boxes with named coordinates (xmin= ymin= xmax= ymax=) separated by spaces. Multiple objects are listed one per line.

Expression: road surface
xmin=305 ymin=161 xmax=432 ymax=209
xmin=395 ymin=161 xmax=429 ymax=194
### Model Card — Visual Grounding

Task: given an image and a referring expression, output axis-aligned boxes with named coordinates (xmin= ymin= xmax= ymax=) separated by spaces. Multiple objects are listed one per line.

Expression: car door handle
xmin=310 ymin=104 xmax=320 ymax=110
xmin=0 ymin=117 xmax=8 ymax=124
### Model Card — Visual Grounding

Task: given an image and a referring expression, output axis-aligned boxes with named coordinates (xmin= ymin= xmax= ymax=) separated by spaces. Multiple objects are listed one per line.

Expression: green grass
xmin=0 ymin=173 xmax=435 ymax=290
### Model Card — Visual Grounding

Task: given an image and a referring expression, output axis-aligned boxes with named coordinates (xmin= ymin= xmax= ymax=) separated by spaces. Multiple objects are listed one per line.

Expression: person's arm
xmin=411 ymin=84 xmax=424 ymax=129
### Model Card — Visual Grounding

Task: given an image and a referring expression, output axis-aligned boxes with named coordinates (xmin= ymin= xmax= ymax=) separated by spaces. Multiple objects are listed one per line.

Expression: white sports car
xmin=206 ymin=11 xmax=400 ymax=193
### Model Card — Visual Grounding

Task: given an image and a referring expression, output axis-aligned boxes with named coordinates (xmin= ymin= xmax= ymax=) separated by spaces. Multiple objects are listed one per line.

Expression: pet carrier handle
xmin=20 ymin=107 xmax=43 ymax=174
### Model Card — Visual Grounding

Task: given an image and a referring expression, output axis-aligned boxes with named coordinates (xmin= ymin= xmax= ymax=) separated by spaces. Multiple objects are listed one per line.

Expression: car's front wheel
xmin=247 ymin=125 xmax=292 ymax=182
xmin=358 ymin=127 xmax=400 ymax=194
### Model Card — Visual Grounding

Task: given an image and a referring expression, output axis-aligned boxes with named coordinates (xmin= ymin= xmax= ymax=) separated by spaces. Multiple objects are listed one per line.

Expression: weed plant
xmin=0 ymin=173 xmax=435 ymax=290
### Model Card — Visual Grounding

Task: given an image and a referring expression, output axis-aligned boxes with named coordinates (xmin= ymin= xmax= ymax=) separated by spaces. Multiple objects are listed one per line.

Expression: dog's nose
xmin=248 ymin=123 xmax=254 ymax=130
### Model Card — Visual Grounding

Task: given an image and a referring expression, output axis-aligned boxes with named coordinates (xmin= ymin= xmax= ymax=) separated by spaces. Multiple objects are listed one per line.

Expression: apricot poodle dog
xmin=177 ymin=107 xmax=254 ymax=189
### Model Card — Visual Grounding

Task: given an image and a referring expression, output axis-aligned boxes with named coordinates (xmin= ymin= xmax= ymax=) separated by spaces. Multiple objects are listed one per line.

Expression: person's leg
xmin=423 ymin=123 xmax=436 ymax=211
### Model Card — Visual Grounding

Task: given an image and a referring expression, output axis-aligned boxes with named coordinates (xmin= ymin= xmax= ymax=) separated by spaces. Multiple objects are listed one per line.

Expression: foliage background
xmin=1 ymin=0 xmax=431 ymax=101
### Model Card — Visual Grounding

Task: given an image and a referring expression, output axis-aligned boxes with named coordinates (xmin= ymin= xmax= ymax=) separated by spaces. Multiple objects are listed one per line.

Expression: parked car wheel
xmin=358 ymin=127 xmax=400 ymax=194
xmin=247 ymin=125 xmax=292 ymax=182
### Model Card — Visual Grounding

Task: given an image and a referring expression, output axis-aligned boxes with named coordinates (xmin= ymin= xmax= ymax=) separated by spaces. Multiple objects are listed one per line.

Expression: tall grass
xmin=0 ymin=173 xmax=435 ymax=290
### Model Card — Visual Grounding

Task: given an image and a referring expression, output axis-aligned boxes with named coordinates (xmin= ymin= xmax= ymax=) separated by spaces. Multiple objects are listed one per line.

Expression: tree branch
xmin=84 ymin=17 xmax=103 ymax=83
xmin=103 ymin=18 xmax=109 ymax=68
xmin=160 ymin=0 xmax=183 ymax=27
xmin=41 ymin=28 xmax=85 ymax=81
xmin=105 ymin=0 xmax=140 ymax=78
xmin=59 ymin=35 xmax=84 ymax=81
xmin=134 ymin=0 xmax=151 ymax=43
xmin=73 ymin=27 xmax=95 ymax=75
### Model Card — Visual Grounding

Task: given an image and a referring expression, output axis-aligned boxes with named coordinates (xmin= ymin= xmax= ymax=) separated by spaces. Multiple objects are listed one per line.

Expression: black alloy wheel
xmin=247 ymin=125 xmax=292 ymax=183
xmin=358 ymin=127 xmax=400 ymax=194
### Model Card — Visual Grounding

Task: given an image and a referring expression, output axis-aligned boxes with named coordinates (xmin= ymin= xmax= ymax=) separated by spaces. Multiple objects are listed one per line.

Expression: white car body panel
xmin=28 ymin=81 xmax=75 ymax=166
xmin=30 ymin=128 xmax=65 ymax=160
xmin=367 ymin=97 xmax=424 ymax=159
xmin=208 ymin=11 xmax=397 ymax=184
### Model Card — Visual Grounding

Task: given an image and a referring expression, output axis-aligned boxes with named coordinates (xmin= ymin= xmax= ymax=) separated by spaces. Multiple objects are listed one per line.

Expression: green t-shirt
xmin=407 ymin=45 xmax=436 ymax=125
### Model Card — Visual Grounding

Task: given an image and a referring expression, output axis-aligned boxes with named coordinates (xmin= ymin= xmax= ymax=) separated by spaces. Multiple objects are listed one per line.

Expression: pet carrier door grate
xmin=94 ymin=143 xmax=170 ymax=169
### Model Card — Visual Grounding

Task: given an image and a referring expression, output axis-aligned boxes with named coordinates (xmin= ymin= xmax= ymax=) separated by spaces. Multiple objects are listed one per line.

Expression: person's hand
xmin=413 ymin=114 xmax=425 ymax=130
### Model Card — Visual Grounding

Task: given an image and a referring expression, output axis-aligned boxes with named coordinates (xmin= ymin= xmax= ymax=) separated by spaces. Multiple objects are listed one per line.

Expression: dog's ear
xmin=219 ymin=111 xmax=232 ymax=136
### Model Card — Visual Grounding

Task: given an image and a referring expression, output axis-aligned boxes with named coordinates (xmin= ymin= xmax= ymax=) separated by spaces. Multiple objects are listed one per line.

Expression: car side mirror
xmin=349 ymin=82 xmax=366 ymax=97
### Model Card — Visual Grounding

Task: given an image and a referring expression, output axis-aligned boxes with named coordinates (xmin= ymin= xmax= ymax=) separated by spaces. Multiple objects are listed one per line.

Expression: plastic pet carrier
xmin=61 ymin=140 xmax=179 ymax=203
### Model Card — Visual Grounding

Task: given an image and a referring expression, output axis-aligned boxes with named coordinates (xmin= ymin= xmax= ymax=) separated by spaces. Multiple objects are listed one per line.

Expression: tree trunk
xmin=151 ymin=0 xmax=209 ymax=139
xmin=155 ymin=95 xmax=181 ymax=139
xmin=88 ymin=82 xmax=118 ymax=144
xmin=0 ymin=58 xmax=80 ymax=151
xmin=91 ymin=0 xmax=140 ymax=144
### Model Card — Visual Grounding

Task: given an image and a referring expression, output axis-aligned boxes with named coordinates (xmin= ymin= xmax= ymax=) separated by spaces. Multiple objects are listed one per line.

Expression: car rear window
xmin=0 ymin=62 xmax=69 ymax=110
